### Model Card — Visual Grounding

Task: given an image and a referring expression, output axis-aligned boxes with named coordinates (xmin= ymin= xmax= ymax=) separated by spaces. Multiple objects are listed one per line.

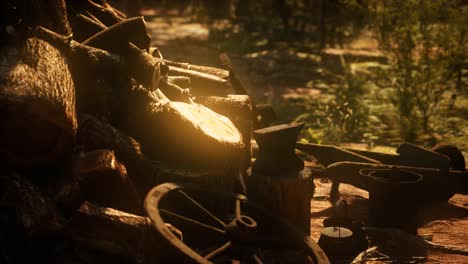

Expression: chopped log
xmin=194 ymin=95 xmax=253 ymax=172
xmin=77 ymin=114 xmax=158 ymax=195
xmin=0 ymin=37 xmax=76 ymax=171
xmin=0 ymin=174 xmax=64 ymax=238
xmin=162 ymin=59 xmax=229 ymax=79
xmin=35 ymin=27 xmax=156 ymax=119
xmin=69 ymin=13 xmax=107 ymax=42
xmin=65 ymin=201 xmax=156 ymax=260
xmin=168 ymin=66 xmax=229 ymax=96
xmin=75 ymin=150 xmax=143 ymax=215
xmin=194 ymin=95 xmax=253 ymax=120
xmin=82 ymin=16 xmax=151 ymax=53
xmin=125 ymin=86 xmax=243 ymax=169
xmin=68 ymin=0 xmax=124 ymax=27
xmin=34 ymin=26 xmax=160 ymax=93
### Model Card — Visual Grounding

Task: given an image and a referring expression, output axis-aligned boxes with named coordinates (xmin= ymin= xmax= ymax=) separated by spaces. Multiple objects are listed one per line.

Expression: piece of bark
xmin=0 ymin=174 xmax=64 ymax=238
xmin=69 ymin=13 xmax=107 ymax=42
xmin=75 ymin=150 xmax=143 ymax=215
xmin=0 ymin=37 xmax=76 ymax=171
xmin=168 ymin=66 xmax=229 ymax=96
xmin=65 ymin=201 xmax=156 ymax=260
xmin=68 ymin=0 xmax=124 ymax=27
xmin=125 ymin=86 xmax=243 ymax=169
xmin=83 ymin=16 xmax=150 ymax=53
xmin=77 ymin=114 xmax=158 ymax=195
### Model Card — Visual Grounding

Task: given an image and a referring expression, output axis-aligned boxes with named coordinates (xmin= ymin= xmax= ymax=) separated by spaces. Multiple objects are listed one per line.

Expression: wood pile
xmin=0 ymin=0 xmax=258 ymax=262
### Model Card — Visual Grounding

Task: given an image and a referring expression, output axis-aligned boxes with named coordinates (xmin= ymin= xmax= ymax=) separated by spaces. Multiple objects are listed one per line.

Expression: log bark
xmin=125 ymin=86 xmax=243 ymax=169
xmin=83 ymin=16 xmax=151 ymax=53
xmin=65 ymin=201 xmax=156 ymax=260
xmin=0 ymin=37 xmax=76 ymax=171
xmin=247 ymin=169 xmax=315 ymax=235
xmin=77 ymin=114 xmax=158 ymax=195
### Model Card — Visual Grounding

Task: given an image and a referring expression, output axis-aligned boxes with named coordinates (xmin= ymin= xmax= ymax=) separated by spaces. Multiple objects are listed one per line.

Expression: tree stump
xmin=247 ymin=123 xmax=315 ymax=235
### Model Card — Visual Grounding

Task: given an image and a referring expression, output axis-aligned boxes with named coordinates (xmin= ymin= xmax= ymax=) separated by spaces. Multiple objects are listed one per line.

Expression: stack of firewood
xmin=0 ymin=0 xmax=262 ymax=262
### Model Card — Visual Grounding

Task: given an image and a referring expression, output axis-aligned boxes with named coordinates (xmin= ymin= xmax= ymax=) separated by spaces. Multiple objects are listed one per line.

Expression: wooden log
xmin=247 ymin=123 xmax=314 ymax=235
xmin=33 ymin=26 xmax=125 ymax=117
xmin=162 ymin=59 xmax=229 ymax=79
xmin=82 ymin=16 xmax=151 ymax=53
xmin=247 ymin=169 xmax=315 ymax=235
xmin=34 ymin=27 xmax=161 ymax=115
xmin=194 ymin=95 xmax=253 ymax=120
xmin=0 ymin=174 xmax=64 ymax=238
xmin=65 ymin=201 xmax=156 ymax=260
xmin=194 ymin=95 xmax=254 ymax=172
xmin=125 ymin=86 xmax=243 ymax=169
xmin=69 ymin=13 xmax=107 ymax=42
xmin=75 ymin=150 xmax=143 ymax=215
xmin=77 ymin=114 xmax=158 ymax=195
xmin=168 ymin=66 xmax=229 ymax=96
xmin=0 ymin=37 xmax=76 ymax=171
xmin=125 ymin=43 xmax=162 ymax=90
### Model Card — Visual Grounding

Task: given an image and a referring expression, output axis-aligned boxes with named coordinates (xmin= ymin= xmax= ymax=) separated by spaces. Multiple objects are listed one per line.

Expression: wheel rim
xmin=145 ymin=182 xmax=329 ymax=264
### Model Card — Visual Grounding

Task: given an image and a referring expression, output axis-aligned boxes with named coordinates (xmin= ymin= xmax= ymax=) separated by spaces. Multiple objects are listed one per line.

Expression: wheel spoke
xmin=160 ymin=209 xmax=226 ymax=235
xmin=253 ymin=254 xmax=264 ymax=264
xmin=235 ymin=198 xmax=241 ymax=218
xmin=204 ymin=242 xmax=232 ymax=260
xmin=177 ymin=190 xmax=226 ymax=227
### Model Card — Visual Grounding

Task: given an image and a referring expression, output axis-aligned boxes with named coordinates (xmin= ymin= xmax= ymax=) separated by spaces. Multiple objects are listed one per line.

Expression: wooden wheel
xmin=145 ymin=183 xmax=329 ymax=264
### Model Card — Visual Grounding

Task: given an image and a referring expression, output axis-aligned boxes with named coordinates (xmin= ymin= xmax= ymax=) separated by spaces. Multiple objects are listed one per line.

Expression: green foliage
xmin=297 ymin=68 xmax=372 ymax=144
xmin=368 ymin=0 xmax=467 ymax=141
